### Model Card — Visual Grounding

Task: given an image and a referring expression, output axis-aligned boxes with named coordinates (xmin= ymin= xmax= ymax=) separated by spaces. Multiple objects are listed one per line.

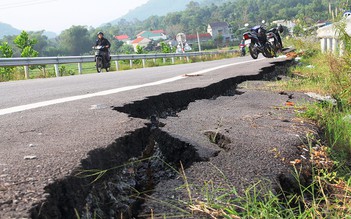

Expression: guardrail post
xmin=186 ymin=56 xmax=190 ymax=63
xmin=115 ymin=61 xmax=119 ymax=71
xmin=142 ymin=59 xmax=146 ymax=68
xmin=320 ymin=38 xmax=327 ymax=53
xmin=78 ymin=63 xmax=82 ymax=74
xmin=340 ymin=40 xmax=345 ymax=56
xmin=171 ymin=57 xmax=175 ymax=64
xmin=153 ymin=58 xmax=156 ymax=64
xmin=130 ymin=60 xmax=133 ymax=69
xmin=54 ymin=64 xmax=60 ymax=77
xmin=24 ymin=66 xmax=29 ymax=79
xmin=327 ymin=38 xmax=332 ymax=52
xmin=163 ymin=58 xmax=166 ymax=64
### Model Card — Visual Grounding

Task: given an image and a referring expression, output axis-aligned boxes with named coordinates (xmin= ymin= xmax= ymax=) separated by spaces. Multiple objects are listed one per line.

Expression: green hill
xmin=108 ymin=0 xmax=226 ymax=24
xmin=0 ymin=22 xmax=21 ymax=39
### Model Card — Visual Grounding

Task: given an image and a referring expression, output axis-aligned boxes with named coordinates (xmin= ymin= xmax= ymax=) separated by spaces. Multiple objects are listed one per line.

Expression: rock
xmin=29 ymin=144 xmax=36 ymax=148
xmin=90 ymin=104 xmax=108 ymax=110
xmin=24 ymin=156 xmax=37 ymax=160
xmin=305 ymin=92 xmax=336 ymax=105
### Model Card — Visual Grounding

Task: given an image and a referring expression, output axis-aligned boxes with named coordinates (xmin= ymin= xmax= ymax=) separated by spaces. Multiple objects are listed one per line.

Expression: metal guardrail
xmin=0 ymin=50 xmax=237 ymax=79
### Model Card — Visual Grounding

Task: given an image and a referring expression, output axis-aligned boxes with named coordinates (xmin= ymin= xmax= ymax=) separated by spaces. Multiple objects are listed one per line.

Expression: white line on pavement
xmin=0 ymin=58 xmax=265 ymax=116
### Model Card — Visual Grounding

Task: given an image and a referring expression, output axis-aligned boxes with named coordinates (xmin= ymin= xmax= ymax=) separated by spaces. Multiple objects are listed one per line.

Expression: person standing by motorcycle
xmin=95 ymin=32 xmax=111 ymax=65
xmin=239 ymin=37 xmax=246 ymax=56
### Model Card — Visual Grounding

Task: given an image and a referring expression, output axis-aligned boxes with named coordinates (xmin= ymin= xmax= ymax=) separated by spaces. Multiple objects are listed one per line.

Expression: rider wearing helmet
xmin=95 ymin=32 xmax=111 ymax=64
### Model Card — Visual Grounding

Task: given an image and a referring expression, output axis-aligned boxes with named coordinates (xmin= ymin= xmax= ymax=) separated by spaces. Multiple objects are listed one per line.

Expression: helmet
xmin=278 ymin=25 xmax=283 ymax=33
xmin=97 ymin=32 xmax=104 ymax=36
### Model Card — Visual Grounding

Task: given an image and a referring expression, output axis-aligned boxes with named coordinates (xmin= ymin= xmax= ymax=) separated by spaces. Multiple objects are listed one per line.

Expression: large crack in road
xmin=30 ymin=59 xmax=312 ymax=218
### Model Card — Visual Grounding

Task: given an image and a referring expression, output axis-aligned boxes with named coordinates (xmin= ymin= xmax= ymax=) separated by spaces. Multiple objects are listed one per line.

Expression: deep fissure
xmin=30 ymin=60 xmax=300 ymax=218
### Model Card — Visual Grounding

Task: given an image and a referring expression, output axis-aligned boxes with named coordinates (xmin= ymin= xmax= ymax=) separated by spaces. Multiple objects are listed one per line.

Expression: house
xmin=136 ymin=30 xmax=167 ymax=41
xmin=114 ymin=35 xmax=131 ymax=44
xmin=207 ymin=22 xmax=233 ymax=41
xmin=115 ymin=35 xmax=130 ymax=41
xmin=131 ymin=37 xmax=152 ymax=52
xmin=185 ymin=33 xmax=212 ymax=44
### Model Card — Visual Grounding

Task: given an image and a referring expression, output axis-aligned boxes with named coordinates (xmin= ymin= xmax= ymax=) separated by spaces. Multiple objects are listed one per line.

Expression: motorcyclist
xmin=95 ymin=32 xmax=111 ymax=65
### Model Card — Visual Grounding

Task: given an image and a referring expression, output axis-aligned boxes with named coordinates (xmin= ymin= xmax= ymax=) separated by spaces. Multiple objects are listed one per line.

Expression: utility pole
xmin=197 ymin=32 xmax=201 ymax=52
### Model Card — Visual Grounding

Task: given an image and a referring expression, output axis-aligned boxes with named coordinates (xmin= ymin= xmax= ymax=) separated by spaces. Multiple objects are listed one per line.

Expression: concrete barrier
xmin=317 ymin=16 xmax=351 ymax=55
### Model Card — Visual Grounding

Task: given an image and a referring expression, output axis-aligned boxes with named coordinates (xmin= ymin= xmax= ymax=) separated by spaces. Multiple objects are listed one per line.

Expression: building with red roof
xmin=115 ymin=35 xmax=130 ymax=41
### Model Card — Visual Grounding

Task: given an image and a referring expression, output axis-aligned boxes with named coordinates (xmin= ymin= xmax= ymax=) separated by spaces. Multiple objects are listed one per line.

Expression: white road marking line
xmin=0 ymin=58 xmax=266 ymax=116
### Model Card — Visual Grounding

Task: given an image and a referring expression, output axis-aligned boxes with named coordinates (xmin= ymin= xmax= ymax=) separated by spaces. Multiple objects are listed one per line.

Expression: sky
xmin=0 ymin=0 xmax=149 ymax=34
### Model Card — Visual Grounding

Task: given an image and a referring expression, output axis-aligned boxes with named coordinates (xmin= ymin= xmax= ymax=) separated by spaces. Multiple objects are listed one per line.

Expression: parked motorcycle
xmin=266 ymin=25 xmax=284 ymax=54
xmin=242 ymin=22 xmax=276 ymax=59
xmin=92 ymin=46 xmax=110 ymax=73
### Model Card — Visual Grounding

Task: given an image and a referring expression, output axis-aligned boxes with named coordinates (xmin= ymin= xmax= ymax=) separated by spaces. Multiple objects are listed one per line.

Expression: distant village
xmin=115 ymin=21 xmax=234 ymax=52
xmin=114 ymin=20 xmax=300 ymax=52
xmin=114 ymin=17 xmax=328 ymax=51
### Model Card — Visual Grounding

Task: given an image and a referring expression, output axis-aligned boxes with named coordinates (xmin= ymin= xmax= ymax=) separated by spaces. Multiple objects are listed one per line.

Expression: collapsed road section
xmin=28 ymin=59 xmax=314 ymax=218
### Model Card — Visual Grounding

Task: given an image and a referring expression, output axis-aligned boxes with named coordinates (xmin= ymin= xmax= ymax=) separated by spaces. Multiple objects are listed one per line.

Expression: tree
xmin=14 ymin=31 xmax=39 ymax=57
xmin=14 ymin=31 xmax=37 ymax=51
xmin=145 ymin=40 xmax=157 ymax=51
xmin=29 ymin=31 xmax=49 ymax=56
xmin=58 ymin=26 xmax=91 ymax=55
xmin=0 ymin=42 xmax=13 ymax=58
xmin=160 ymin=42 xmax=172 ymax=53
xmin=117 ymin=44 xmax=134 ymax=54
xmin=0 ymin=42 xmax=15 ymax=81
xmin=215 ymin=35 xmax=224 ymax=48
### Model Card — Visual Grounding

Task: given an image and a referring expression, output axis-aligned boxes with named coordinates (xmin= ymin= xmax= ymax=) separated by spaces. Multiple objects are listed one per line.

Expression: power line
xmin=0 ymin=0 xmax=58 ymax=10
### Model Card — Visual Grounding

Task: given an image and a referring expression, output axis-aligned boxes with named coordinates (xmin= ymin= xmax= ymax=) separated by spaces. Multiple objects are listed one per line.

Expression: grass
xmin=182 ymin=135 xmax=351 ymax=219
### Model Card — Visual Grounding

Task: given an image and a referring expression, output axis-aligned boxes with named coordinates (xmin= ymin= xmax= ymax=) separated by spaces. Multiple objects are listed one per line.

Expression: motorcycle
xmin=242 ymin=22 xmax=276 ymax=59
xmin=266 ymin=25 xmax=284 ymax=54
xmin=92 ymin=46 xmax=110 ymax=73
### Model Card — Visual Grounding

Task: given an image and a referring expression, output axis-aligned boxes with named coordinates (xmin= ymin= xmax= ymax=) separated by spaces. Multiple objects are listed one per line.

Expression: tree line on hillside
xmin=0 ymin=0 xmax=348 ymax=58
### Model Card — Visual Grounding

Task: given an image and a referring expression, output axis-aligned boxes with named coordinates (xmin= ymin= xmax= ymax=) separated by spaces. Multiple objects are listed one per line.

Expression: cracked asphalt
xmin=141 ymin=86 xmax=317 ymax=217
xmin=0 ymin=56 xmax=318 ymax=218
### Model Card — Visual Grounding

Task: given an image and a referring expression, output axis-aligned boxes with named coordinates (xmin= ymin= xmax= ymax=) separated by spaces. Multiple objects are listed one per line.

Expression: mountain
xmin=0 ymin=22 xmax=57 ymax=39
xmin=0 ymin=22 xmax=21 ymax=39
xmin=42 ymin=31 xmax=57 ymax=39
xmin=108 ymin=0 xmax=206 ymax=24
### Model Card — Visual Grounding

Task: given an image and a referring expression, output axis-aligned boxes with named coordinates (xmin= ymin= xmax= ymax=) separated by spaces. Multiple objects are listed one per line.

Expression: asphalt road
xmin=0 ymin=55 xmax=290 ymax=218
xmin=1 ymin=56 xmax=268 ymax=111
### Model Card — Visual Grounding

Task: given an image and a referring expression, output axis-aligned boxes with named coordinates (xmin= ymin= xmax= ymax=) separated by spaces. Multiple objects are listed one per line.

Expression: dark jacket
xmin=95 ymin=37 xmax=111 ymax=52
